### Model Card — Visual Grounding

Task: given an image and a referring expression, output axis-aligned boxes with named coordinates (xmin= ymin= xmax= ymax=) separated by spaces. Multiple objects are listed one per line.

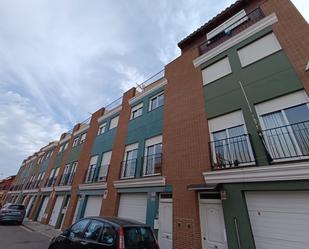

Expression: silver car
xmin=0 ymin=203 xmax=26 ymax=225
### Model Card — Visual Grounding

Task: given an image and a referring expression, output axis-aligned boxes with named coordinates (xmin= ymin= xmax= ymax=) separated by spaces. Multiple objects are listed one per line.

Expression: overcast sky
xmin=0 ymin=0 xmax=307 ymax=178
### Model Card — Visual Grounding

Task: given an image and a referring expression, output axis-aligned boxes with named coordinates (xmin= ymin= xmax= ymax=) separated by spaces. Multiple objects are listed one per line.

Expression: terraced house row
xmin=4 ymin=0 xmax=309 ymax=248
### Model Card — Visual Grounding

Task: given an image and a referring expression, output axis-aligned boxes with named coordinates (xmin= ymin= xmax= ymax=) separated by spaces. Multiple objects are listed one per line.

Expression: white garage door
xmin=49 ymin=195 xmax=64 ymax=227
xmin=37 ymin=196 xmax=49 ymax=222
xmin=246 ymin=191 xmax=309 ymax=249
xmin=118 ymin=193 xmax=147 ymax=223
xmin=83 ymin=196 xmax=102 ymax=218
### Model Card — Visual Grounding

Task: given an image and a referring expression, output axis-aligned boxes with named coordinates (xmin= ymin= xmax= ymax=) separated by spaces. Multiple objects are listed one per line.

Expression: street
xmin=0 ymin=223 xmax=50 ymax=249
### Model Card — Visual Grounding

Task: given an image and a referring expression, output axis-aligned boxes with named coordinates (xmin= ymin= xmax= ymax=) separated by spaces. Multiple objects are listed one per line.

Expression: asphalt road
xmin=0 ymin=223 xmax=50 ymax=249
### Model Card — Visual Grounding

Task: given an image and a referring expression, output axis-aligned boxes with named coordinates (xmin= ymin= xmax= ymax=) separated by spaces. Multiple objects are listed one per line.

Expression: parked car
xmin=0 ymin=203 xmax=26 ymax=225
xmin=48 ymin=217 xmax=159 ymax=249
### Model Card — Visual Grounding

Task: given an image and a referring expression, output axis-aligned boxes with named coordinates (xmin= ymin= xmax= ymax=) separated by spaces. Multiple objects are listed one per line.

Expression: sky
xmin=0 ymin=0 xmax=308 ymax=178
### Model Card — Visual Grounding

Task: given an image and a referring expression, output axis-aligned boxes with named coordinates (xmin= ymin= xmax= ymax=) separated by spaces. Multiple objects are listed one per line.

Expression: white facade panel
xmin=238 ymin=32 xmax=282 ymax=67
xmin=202 ymin=57 xmax=232 ymax=85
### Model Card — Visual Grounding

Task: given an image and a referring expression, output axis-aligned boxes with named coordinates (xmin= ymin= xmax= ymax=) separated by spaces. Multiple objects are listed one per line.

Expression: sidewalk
xmin=22 ymin=218 xmax=61 ymax=239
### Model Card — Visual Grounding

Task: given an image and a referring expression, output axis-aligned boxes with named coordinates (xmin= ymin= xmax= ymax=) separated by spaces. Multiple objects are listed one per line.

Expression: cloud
xmin=0 ymin=88 xmax=66 ymax=176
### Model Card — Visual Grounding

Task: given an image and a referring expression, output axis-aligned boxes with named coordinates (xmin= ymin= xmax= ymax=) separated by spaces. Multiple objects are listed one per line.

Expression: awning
xmin=187 ymin=183 xmax=219 ymax=191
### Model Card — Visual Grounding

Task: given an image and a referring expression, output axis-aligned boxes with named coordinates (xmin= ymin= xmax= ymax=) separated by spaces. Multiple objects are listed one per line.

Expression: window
xmin=58 ymin=144 xmax=64 ymax=154
xmin=109 ymin=116 xmax=119 ymax=130
xmin=208 ymin=110 xmax=255 ymax=169
xmin=98 ymin=151 xmax=112 ymax=181
xmin=85 ymin=155 xmax=98 ymax=183
xmin=100 ymin=224 xmax=115 ymax=245
xmin=237 ymin=33 xmax=282 ymax=67
xmin=149 ymin=92 xmax=164 ymax=111
xmin=72 ymin=137 xmax=79 ymax=147
xmin=123 ymin=227 xmax=155 ymax=248
xmin=69 ymin=219 xmax=90 ymax=239
xmin=98 ymin=122 xmax=107 ymax=135
xmin=144 ymin=136 xmax=163 ymax=176
xmin=207 ymin=9 xmax=247 ymax=40
xmin=63 ymin=142 xmax=68 ymax=151
xmin=122 ymin=144 xmax=138 ymax=178
xmin=80 ymin=133 xmax=87 ymax=144
xmin=84 ymin=220 xmax=104 ymax=241
xmin=68 ymin=162 xmax=78 ymax=184
xmin=202 ymin=57 xmax=232 ymax=85
xmin=261 ymin=104 xmax=309 ymax=160
xmin=130 ymin=103 xmax=143 ymax=120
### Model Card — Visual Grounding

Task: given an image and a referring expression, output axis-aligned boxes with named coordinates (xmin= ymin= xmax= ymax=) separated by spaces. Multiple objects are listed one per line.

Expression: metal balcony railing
xmin=84 ymin=165 xmax=110 ymax=183
xmin=142 ymin=153 xmax=162 ymax=176
xmin=199 ymin=8 xmax=265 ymax=55
xmin=210 ymin=134 xmax=256 ymax=170
xmin=120 ymin=159 xmax=137 ymax=179
xmin=262 ymin=121 xmax=309 ymax=161
xmin=46 ymin=177 xmax=56 ymax=187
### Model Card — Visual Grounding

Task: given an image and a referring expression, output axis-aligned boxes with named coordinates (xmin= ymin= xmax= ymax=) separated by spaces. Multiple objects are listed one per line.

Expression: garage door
xmin=37 ymin=196 xmax=49 ymax=222
xmin=49 ymin=195 xmax=64 ymax=227
xmin=83 ymin=196 xmax=102 ymax=218
xmin=246 ymin=191 xmax=309 ymax=249
xmin=118 ymin=193 xmax=147 ymax=223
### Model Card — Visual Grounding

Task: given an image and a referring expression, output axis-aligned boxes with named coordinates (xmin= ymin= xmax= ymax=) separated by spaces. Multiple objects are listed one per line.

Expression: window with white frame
xmin=79 ymin=133 xmax=87 ymax=144
xmin=237 ymin=33 xmax=282 ymax=67
xmin=121 ymin=144 xmax=138 ymax=178
xmin=85 ymin=155 xmax=98 ymax=183
xmin=208 ymin=110 xmax=255 ymax=169
xmin=143 ymin=136 xmax=162 ymax=176
xmin=109 ymin=116 xmax=119 ymax=130
xmin=98 ymin=122 xmax=107 ymax=135
xmin=202 ymin=57 xmax=232 ymax=85
xmin=72 ymin=137 xmax=79 ymax=147
xmin=130 ymin=103 xmax=143 ymax=120
xmin=98 ymin=151 xmax=112 ymax=181
xmin=68 ymin=162 xmax=77 ymax=184
xmin=64 ymin=142 xmax=68 ymax=151
xmin=149 ymin=92 xmax=164 ymax=111
xmin=58 ymin=144 xmax=64 ymax=154
xmin=256 ymin=90 xmax=309 ymax=161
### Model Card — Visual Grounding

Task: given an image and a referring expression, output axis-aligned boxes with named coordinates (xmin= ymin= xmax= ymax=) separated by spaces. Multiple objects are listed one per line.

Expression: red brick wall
xmin=61 ymin=108 xmax=105 ymax=230
xmin=164 ymin=48 xmax=211 ymax=249
xmin=261 ymin=0 xmax=309 ymax=93
xmin=101 ymin=88 xmax=136 ymax=217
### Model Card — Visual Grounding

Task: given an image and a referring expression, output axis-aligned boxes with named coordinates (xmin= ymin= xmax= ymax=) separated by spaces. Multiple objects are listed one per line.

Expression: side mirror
xmin=61 ymin=229 xmax=70 ymax=237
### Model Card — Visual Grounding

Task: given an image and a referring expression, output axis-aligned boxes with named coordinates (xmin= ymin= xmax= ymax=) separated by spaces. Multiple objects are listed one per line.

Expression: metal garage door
xmin=83 ymin=196 xmax=102 ymax=218
xmin=118 ymin=193 xmax=147 ymax=223
xmin=246 ymin=191 xmax=309 ymax=249
xmin=49 ymin=195 xmax=64 ymax=227
xmin=37 ymin=196 xmax=49 ymax=222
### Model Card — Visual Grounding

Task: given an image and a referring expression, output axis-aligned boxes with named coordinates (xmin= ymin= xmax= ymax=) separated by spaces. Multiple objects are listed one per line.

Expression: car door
xmin=60 ymin=219 xmax=90 ymax=249
xmin=79 ymin=220 xmax=105 ymax=249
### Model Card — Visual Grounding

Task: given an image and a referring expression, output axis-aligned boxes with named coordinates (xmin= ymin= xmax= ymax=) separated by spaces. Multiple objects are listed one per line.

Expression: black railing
xmin=199 ymin=8 xmax=265 ymax=55
xmin=143 ymin=153 xmax=162 ymax=176
xmin=210 ymin=134 xmax=255 ymax=170
xmin=120 ymin=159 xmax=137 ymax=178
xmin=84 ymin=165 xmax=96 ymax=183
xmin=46 ymin=177 xmax=56 ymax=187
xmin=84 ymin=165 xmax=110 ymax=183
xmin=262 ymin=121 xmax=309 ymax=161
xmin=60 ymin=173 xmax=69 ymax=186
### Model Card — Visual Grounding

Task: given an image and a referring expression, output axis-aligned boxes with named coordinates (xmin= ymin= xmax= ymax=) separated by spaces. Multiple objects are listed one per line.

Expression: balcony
xmin=262 ymin=121 xmax=309 ymax=161
xmin=60 ymin=173 xmax=74 ymax=186
xmin=120 ymin=159 xmax=137 ymax=179
xmin=142 ymin=153 xmax=162 ymax=176
xmin=84 ymin=165 xmax=110 ymax=183
xmin=210 ymin=134 xmax=256 ymax=170
xmin=46 ymin=177 xmax=56 ymax=187
xmin=199 ymin=8 xmax=265 ymax=55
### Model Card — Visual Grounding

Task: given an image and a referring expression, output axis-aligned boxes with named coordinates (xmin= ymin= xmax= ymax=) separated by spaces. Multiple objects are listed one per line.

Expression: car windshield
xmin=8 ymin=205 xmax=25 ymax=210
xmin=124 ymin=227 xmax=156 ymax=249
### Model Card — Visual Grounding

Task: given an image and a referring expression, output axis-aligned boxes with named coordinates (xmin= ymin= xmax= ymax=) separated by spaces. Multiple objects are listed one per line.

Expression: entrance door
xmin=199 ymin=199 xmax=228 ymax=249
xmin=49 ymin=195 xmax=64 ymax=227
xmin=159 ymin=198 xmax=173 ymax=249
xmin=37 ymin=196 xmax=49 ymax=222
